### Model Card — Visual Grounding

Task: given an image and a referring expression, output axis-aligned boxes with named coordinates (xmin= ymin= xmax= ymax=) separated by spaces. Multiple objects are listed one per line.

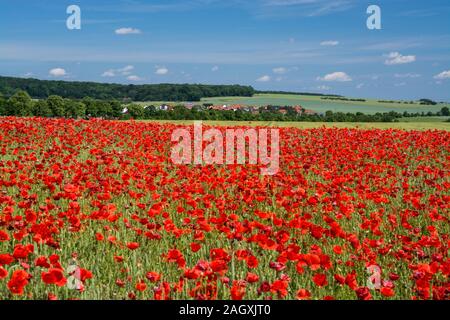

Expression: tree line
xmin=123 ymin=105 xmax=447 ymax=123
xmin=0 ymin=91 xmax=122 ymax=118
xmin=1 ymin=90 xmax=449 ymax=123
xmin=0 ymin=76 xmax=254 ymax=101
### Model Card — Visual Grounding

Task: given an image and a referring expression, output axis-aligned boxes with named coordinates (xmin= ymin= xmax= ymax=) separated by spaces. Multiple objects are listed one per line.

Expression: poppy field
xmin=0 ymin=117 xmax=449 ymax=300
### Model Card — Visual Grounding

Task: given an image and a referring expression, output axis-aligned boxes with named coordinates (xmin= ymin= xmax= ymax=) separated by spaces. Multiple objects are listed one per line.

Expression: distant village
xmin=141 ymin=103 xmax=318 ymax=115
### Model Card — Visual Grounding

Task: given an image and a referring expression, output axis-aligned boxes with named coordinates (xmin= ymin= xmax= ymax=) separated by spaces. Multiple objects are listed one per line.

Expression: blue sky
xmin=0 ymin=0 xmax=449 ymax=100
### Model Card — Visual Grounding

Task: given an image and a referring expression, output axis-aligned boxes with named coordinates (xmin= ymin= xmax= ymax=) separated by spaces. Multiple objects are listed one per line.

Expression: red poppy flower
xmin=0 ymin=254 xmax=14 ymax=266
xmin=333 ymin=245 xmax=343 ymax=255
xmin=313 ymin=273 xmax=328 ymax=287
xmin=0 ymin=267 xmax=8 ymax=279
xmin=35 ymin=256 xmax=51 ymax=268
xmin=296 ymin=289 xmax=311 ymax=300
xmin=79 ymin=268 xmax=93 ymax=282
xmin=381 ymin=287 xmax=395 ymax=297
xmin=271 ymin=280 xmax=289 ymax=298
xmin=0 ymin=230 xmax=9 ymax=242
xmin=355 ymin=287 xmax=372 ymax=300
xmin=7 ymin=270 xmax=30 ymax=295
xmin=190 ymin=242 xmax=201 ymax=252
xmin=135 ymin=280 xmax=147 ymax=292
xmin=114 ymin=256 xmax=124 ymax=263
xmin=246 ymin=272 xmax=259 ymax=283
xmin=246 ymin=255 xmax=258 ymax=269
xmin=146 ymin=271 xmax=161 ymax=282
xmin=231 ymin=280 xmax=246 ymax=300
xmin=42 ymin=268 xmax=67 ymax=287
xmin=165 ymin=249 xmax=186 ymax=269
xmin=13 ymin=244 xmax=34 ymax=260
xmin=127 ymin=242 xmax=140 ymax=250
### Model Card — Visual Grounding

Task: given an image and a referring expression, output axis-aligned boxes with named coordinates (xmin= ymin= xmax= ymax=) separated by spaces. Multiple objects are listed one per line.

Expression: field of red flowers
xmin=0 ymin=117 xmax=449 ymax=300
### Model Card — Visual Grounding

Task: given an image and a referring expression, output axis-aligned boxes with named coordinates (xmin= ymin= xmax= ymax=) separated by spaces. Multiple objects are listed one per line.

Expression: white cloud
xmin=102 ymin=65 xmax=134 ymax=77
xmin=320 ymin=40 xmax=339 ymax=46
xmin=127 ymin=75 xmax=143 ymax=81
xmin=155 ymin=67 xmax=169 ymax=75
xmin=273 ymin=67 xmax=287 ymax=74
xmin=356 ymin=83 xmax=364 ymax=89
xmin=394 ymin=82 xmax=406 ymax=87
xmin=115 ymin=27 xmax=142 ymax=35
xmin=384 ymin=52 xmax=416 ymax=65
xmin=118 ymin=65 xmax=134 ymax=74
xmin=49 ymin=68 xmax=67 ymax=77
xmin=317 ymin=71 xmax=352 ymax=82
xmin=256 ymin=75 xmax=271 ymax=82
xmin=102 ymin=70 xmax=116 ymax=77
xmin=211 ymin=66 xmax=219 ymax=72
xmin=275 ymin=77 xmax=283 ymax=82
xmin=434 ymin=70 xmax=450 ymax=80
xmin=23 ymin=72 xmax=34 ymax=77
xmin=394 ymin=73 xmax=421 ymax=78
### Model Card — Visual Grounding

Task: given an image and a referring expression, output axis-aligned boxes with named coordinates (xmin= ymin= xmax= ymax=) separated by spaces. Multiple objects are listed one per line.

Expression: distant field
xmin=141 ymin=120 xmax=450 ymax=131
xmin=136 ymin=93 xmax=448 ymax=115
xmin=202 ymin=94 xmax=448 ymax=114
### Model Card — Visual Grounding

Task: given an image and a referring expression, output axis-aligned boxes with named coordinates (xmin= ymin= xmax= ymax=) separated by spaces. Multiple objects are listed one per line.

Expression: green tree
xmin=110 ymin=100 xmax=123 ymax=118
xmin=33 ymin=100 xmax=53 ymax=117
xmin=441 ymin=106 xmax=450 ymax=116
xmin=64 ymin=99 xmax=86 ymax=118
xmin=0 ymin=93 xmax=6 ymax=116
xmin=7 ymin=91 xmax=34 ymax=116
xmin=126 ymin=104 xmax=145 ymax=119
xmin=47 ymin=95 xmax=65 ymax=117
xmin=83 ymin=97 xmax=97 ymax=117
xmin=96 ymin=101 xmax=113 ymax=118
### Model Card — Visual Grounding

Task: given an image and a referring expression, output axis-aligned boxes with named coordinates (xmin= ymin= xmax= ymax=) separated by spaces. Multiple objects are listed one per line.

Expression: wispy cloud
xmin=317 ymin=71 xmax=352 ymax=82
xmin=399 ymin=7 xmax=450 ymax=18
xmin=384 ymin=52 xmax=416 ymax=65
xmin=115 ymin=27 xmax=142 ymax=35
xmin=102 ymin=65 xmax=135 ymax=77
xmin=256 ymin=75 xmax=271 ymax=82
xmin=155 ymin=66 xmax=169 ymax=75
xmin=127 ymin=75 xmax=144 ymax=81
xmin=273 ymin=67 xmax=287 ymax=74
xmin=394 ymin=73 xmax=421 ymax=78
xmin=320 ymin=40 xmax=339 ymax=46
xmin=434 ymin=70 xmax=450 ymax=80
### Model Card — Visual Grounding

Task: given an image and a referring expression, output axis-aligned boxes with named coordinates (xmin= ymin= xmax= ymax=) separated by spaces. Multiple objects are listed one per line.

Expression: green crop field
xmin=136 ymin=93 xmax=448 ymax=115
xmin=201 ymin=94 xmax=448 ymax=114
xmin=140 ymin=120 xmax=450 ymax=131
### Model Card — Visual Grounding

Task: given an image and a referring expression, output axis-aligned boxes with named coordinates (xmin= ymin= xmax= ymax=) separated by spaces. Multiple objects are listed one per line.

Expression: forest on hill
xmin=0 ymin=76 xmax=255 ymax=101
